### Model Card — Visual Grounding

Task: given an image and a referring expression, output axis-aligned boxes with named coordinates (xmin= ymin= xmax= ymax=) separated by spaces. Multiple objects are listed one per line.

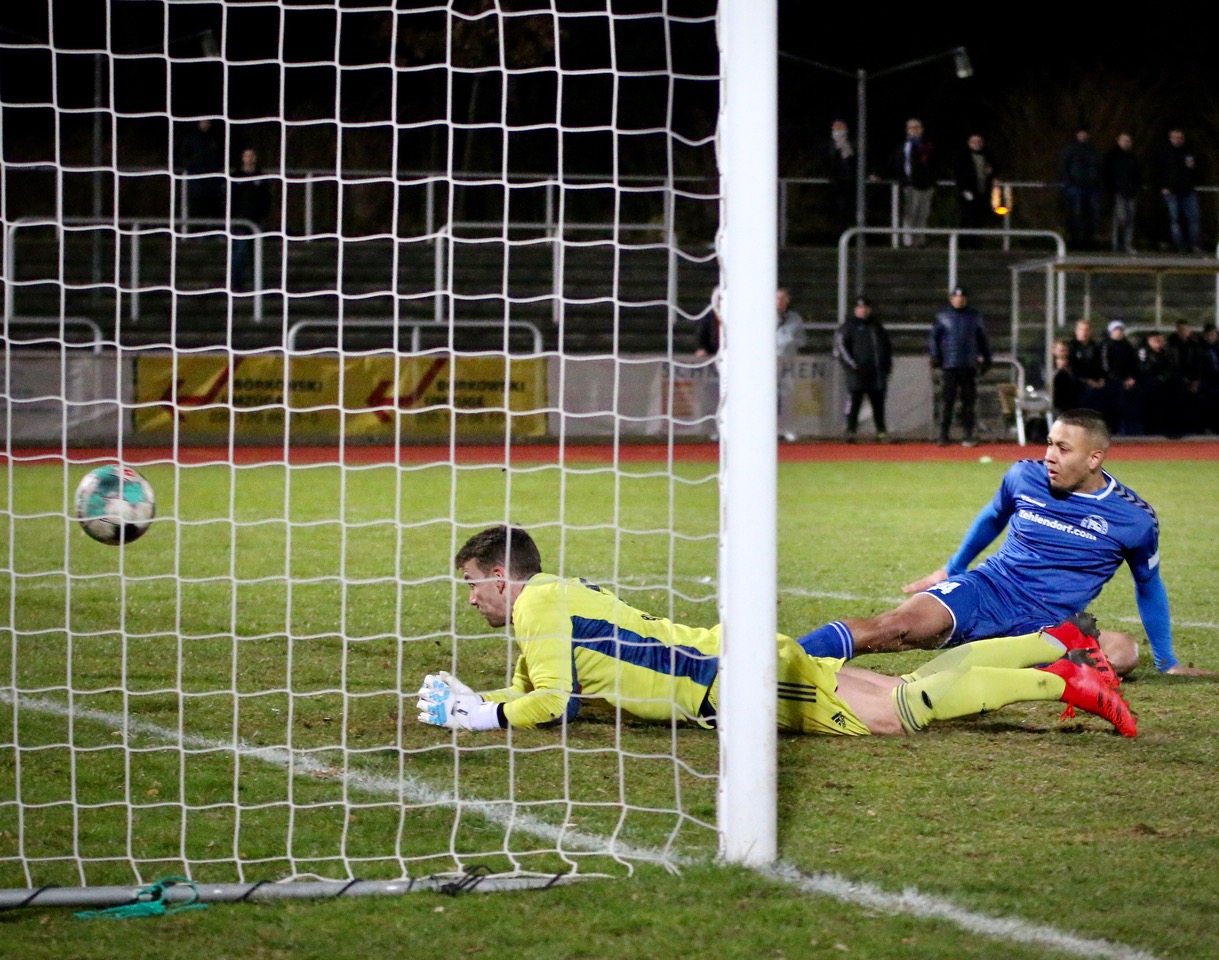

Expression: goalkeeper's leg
xmin=890 ymin=666 xmax=1063 ymax=734
xmin=899 ymin=631 xmax=1069 ymax=681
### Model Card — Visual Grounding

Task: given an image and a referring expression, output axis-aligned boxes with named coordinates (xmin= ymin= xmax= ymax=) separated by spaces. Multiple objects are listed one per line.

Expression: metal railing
xmin=1 ymin=317 xmax=105 ymax=354
xmin=286 ymin=318 xmax=544 ymax=353
xmin=4 ymin=216 xmax=265 ymax=325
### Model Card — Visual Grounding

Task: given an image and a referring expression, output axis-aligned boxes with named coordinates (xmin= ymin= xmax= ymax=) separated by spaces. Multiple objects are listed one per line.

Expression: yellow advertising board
xmin=134 ymin=354 xmax=547 ymax=441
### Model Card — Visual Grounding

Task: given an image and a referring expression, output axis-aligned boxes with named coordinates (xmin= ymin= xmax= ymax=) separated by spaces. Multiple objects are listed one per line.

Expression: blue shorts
xmin=921 ymin=567 xmax=1061 ymax=646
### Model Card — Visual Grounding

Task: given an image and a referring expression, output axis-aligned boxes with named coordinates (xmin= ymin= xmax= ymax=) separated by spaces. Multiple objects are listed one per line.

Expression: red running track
xmin=6 ymin=438 xmax=1219 ymax=466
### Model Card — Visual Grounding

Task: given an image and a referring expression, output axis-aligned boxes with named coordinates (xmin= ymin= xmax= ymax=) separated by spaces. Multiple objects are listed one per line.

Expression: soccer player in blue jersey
xmin=798 ymin=408 xmax=1208 ymax=677
xmin=416 ymin=524 xmax=1135 ymax=737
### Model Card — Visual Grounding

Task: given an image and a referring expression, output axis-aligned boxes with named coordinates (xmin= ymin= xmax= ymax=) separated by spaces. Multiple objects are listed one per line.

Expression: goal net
xmin=1 ymin=0 xmax=777 ymax=902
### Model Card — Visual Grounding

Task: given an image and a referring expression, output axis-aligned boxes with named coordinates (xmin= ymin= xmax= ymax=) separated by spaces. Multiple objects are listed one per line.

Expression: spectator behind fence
xmin=1200 ymin=323 xmax=1219 ymax=433
xmin=1061 ymin=126 xmax=1102 ymax=250
xmin=954 ymin=133 xmax=997 ymax=248
xmin=1153 ymin=129 xmax=1204 ymax=253
xmin=1101 ymin=320 xmax=1141 ymax=434
xmin=1136 ymin=332 xmax=1179 ymax=436
xmin=776 ymin=287 xmax=807 ymax=442
xmin=230 ymin=148 xmax=271 ymax=294
xmin=1066 ymin=319 xmax=1106 ymax=410
xmin=824 ymin=118 xmax=858 ymax=239
xmin=833 ymin=296 xmax=892 ymax=442
xmin=1104 ymin=133 xmax=1141 ymax=254
xmin=178 ymin=118 xmax=224 ymax=226
xmin=1167 ymin=320 xmax=1206 ymax=433
xmin=1050 ymin=339 xmax=1079 ymax=413
xmin=894 ymin=118 xmax=937 ymax=248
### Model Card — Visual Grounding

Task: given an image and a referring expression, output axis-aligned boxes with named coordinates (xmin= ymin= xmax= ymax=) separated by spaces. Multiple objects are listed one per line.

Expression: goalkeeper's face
xmin=461 ymin=559 xmax=511 ymax=627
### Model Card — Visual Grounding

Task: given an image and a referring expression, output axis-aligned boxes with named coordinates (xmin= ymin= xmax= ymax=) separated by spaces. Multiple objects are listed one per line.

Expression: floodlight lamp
xmin=954 ymin=48 xmax=973 ymax=80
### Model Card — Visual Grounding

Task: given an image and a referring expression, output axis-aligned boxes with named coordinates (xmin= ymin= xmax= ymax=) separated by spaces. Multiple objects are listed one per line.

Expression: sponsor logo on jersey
xmin=1080 ymin=514 xmax=1109 ymax=535
xmin=1017 ymin=508 xmax=1098 ymax=541
xmin=1017 ymin=494 xmax=1047 ymax=507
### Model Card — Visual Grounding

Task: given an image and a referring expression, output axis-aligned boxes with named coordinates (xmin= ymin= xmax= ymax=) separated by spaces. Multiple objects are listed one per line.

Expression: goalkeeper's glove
xmin=416 ymin=672 xmax=502 ymax=731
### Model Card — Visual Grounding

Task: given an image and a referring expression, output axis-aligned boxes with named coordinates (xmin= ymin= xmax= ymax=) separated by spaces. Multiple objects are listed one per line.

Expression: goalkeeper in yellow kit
xmin=417 ymin=526 xmax=1135 ymax=737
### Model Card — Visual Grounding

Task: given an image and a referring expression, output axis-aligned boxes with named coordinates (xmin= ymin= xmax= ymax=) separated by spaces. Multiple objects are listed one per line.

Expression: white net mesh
xmin=1 ymin=0 xmax=725 ymax=891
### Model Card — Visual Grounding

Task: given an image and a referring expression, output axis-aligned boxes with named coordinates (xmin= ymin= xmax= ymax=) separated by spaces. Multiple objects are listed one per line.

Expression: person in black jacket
xmin=824 ymin=118 xmax=857 ymax=239
xmin=230 ymin=148 xmax=272 ymax=293
xmin=1136 ymin=332 xmax=1179 ymax=436
xmin=1103 ymin=133 xmax=1141 ymax=254
xmin=1152 ymin=129 xmax=1203 ymax=252
xmin=1200 ymin=323 xmax=1219 ymax=433
xmin=1100 ymin=320 xmax=1141 ymax=434
xmin=1067 ymin=318 xmax=1107 ymax=411
xmin=834 ymin=296 xmax=893 ymax=441
xmin=930 ymin=286 xmax=991 ymax=446
xmin=954 ymin=134 xmax=997 ymax=247
xmin=1061 ymin=126 xmax=1102 ymax=250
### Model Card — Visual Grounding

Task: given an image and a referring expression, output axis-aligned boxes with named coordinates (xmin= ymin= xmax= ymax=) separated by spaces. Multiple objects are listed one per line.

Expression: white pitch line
xmin=0 ymin=691 xmax=674 ymax=867
xmin=761 ymin=864 xmax=1161 ymax=960
xmin=2 ymin=690 xmax=1161 ymax=959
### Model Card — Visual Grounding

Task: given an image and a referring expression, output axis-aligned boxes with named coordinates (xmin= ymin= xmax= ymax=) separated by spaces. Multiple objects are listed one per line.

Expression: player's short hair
xmin=1056 ymin=409 xmax=1110 ymax=451
xmin=455 ymin=525 xmax=542 ymax=579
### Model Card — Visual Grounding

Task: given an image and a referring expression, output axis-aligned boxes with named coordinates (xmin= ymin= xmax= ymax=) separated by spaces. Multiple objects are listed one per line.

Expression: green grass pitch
xmin=2 ymin=456 xmax=1217 ymax=959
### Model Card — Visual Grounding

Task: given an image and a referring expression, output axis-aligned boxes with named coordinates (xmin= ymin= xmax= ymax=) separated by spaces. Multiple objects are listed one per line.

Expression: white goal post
xmin=0 ymin=0 xmax=777 ymax=905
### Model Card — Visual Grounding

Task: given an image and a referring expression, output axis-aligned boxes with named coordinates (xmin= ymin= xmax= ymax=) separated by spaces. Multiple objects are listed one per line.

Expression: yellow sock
xmin=900 ymin=632 xmax=1066 ymax=683
xmin=892 ymin=666 xmax=1068 ymax=734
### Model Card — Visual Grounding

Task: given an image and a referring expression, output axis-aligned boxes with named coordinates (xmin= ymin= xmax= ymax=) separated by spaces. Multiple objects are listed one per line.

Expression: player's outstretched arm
xmin=901 ymin=566 xmax=949 ymax=594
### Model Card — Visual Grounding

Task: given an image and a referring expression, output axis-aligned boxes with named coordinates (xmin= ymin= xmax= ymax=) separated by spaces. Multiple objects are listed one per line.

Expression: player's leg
xmin=796 ymin=592 xmax=953 ymax=660
xmin=890 ymin=662 xmax=1136 ymax=736
xmin=901 ymin=632 xmax=1068 ymax=679
xmin=902 ymin=615 xmax=1115 ymax=681
xmin=832 ymin=669 xmax=906 ymax=735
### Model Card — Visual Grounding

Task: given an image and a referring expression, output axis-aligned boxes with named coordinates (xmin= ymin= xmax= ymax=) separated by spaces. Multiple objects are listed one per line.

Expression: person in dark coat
xmin=930 ymin=286 xmax=991 ymax=446
xmin=1061 ymin=127 xmax=1102 ymax=249
xmin=1103 ymin=133 xmax=1141 ymax=253
xmin=1152 ymin=129 xmax=1204 ymax=252
xmin=230 ymin=148 xmax=272 ymax=292
xmin=824 ymin=118 xmax=858 ymax=239
xmin=178 ymin=118 xmax=225 ymax=226
xmin=834 ymin=296 xmax=893 ymax=441
xmin=1100 ymin=320 xmax=1141 ymax=434
xmin=1137 ymin=333 xmax=1180 ymax=436
xmin=955 ymin=134 xmax=997 ymax=247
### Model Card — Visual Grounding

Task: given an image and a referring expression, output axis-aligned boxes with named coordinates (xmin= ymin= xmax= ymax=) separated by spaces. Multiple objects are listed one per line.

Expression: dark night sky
xmin=4 ymin=3 xmax=1219 ymax=181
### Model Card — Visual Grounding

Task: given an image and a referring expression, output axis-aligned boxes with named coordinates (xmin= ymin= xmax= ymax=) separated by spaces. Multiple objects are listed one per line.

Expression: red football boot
xmin=1039 ymin=658 xmax=1137 ymax=737
xmin=1043 ymin=613 xmax=1120 ymax=690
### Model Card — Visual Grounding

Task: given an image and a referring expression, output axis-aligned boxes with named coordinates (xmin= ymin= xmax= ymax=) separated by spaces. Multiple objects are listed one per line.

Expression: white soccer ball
xmin=74 ymin=465 xmax=156 ymax=545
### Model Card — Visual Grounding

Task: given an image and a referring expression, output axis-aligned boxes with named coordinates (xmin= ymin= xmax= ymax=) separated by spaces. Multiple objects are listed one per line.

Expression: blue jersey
xmin=938 ymin=458 xmax=1174 ymax=666
xmin=976 ymin=459 xmax=1160 ymax=606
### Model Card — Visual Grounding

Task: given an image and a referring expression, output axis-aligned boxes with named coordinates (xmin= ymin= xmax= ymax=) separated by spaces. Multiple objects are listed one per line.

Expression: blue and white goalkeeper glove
xmin=416 ymin=671 xmax=502 ymax=731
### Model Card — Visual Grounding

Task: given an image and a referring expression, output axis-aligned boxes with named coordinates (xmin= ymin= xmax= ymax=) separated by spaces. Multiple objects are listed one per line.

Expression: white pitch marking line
xmin=3 ymin=690 xmax=1161 ymax=959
